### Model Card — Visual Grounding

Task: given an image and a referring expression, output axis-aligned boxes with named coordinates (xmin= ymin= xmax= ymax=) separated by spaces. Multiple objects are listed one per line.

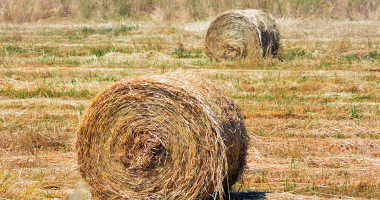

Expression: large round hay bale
xmin=77 ymin=73 xmax=248 ymax=199
xmin=205 ymin=9 xmax=280 ymax=61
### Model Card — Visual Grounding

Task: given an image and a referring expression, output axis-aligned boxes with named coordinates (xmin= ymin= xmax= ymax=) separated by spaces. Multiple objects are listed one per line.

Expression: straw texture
xmin=205 ymin=9 xmax=280 ymax=61
xmin=77 ymin=73 xmax=248 ymax=199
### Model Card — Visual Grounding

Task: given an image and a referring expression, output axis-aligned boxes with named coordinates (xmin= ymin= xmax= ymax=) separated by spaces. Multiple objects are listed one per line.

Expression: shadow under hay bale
xmin=205 ymin=9 xmax=280 ymax=62
xmin=77 ymin=73 xmax=248 ymax=199
xmin=229 ymin=191 xmax=268 ymax=200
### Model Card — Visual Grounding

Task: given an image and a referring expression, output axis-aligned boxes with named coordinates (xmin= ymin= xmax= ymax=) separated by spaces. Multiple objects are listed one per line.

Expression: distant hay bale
xmin=205 ymin=9 xmax=280 ymax=61
xmin=77 ymin=73 xmax=248 ymax=199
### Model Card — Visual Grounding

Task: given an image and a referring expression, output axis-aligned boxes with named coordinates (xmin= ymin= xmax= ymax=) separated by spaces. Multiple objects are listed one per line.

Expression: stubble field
xmin=1 ymin=18 xmax=380 ymax=199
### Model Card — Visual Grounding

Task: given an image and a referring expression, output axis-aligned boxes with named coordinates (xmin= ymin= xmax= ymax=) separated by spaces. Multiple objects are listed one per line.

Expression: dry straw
xmin=77 ymin=73 xmax=248 ymax=199
xmin=205 ymin=9 xmax=280 ymax=61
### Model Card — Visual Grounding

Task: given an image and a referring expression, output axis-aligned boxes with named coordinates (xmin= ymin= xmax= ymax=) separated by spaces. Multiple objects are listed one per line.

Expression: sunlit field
xmin=1 ymin=15 xmax=380 ymax=199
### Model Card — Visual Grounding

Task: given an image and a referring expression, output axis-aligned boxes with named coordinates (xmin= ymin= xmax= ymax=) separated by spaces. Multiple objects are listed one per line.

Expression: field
xmin=1 ymin=16 xmax=380 ymax=199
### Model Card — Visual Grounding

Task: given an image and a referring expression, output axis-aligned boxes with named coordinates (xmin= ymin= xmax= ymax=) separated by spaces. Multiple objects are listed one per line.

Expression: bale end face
xmin=77 ymin=73 xmax=248 ymax=199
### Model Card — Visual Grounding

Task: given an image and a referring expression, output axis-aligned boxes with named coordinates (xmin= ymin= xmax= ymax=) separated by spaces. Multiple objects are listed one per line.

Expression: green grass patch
xmin=172 ymin=48 xmax=204 ymax=59
xmin=0 ymin=86 xmax=95 ymax=99
xmin=81 ymin=25 xmax=139 ymax=36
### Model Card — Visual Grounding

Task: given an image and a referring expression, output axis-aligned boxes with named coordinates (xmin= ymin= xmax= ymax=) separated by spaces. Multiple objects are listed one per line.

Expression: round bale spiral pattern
xmin=205 ymin=9 xmax=280 ymax=61
xmin=77 ymin=73 xmax=248 ymax=199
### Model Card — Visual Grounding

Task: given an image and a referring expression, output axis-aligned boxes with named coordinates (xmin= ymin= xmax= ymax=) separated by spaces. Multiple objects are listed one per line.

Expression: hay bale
xmin=205 ymin=9 xmax=280 ymax=61
xmin=77 ymin=73 xmax=248 ymax=199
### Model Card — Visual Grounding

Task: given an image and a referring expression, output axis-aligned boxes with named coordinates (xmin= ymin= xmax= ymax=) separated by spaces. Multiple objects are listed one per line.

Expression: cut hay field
xmin=1 ymin=18 xmax=380 ymax=199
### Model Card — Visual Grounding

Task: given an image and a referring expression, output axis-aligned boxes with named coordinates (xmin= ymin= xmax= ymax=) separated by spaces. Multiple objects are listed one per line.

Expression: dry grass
xmin=0 ymin=16 xmax=380 ymax=199
xmin=1 ymin=0 xmax=380 ymax=23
